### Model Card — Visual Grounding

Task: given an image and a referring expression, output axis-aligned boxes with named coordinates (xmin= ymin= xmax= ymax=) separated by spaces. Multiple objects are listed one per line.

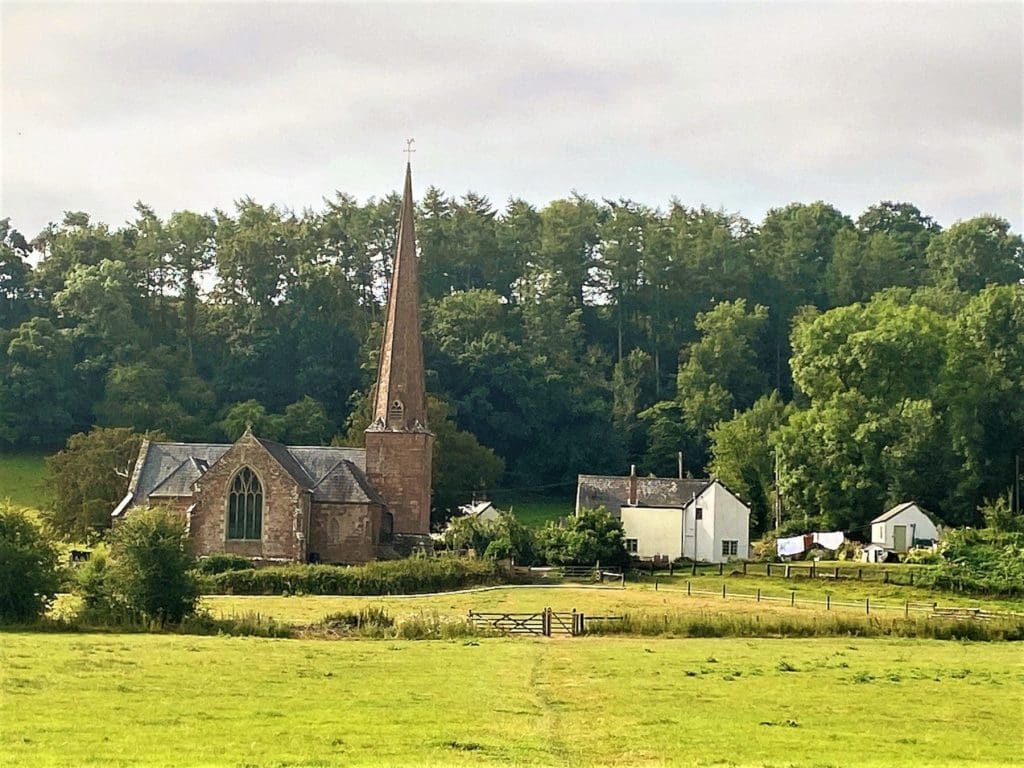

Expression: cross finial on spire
xmin=403 ymin=138 xmax=416 ymax=164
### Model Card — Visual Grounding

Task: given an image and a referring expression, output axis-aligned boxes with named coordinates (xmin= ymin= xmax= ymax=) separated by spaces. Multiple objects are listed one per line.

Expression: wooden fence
xmin=513 ymin=565 xmax=625 ymax=585
xmin=467 ymin=607 xmax=623 ymax=637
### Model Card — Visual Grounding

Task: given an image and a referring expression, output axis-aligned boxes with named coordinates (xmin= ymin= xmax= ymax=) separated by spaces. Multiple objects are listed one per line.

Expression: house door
xmin=893 ymin=525 xmax=907 ymax=552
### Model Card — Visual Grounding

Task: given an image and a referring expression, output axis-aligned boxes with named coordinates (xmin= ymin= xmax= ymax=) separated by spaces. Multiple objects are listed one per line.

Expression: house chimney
xmin=678 ymin=451 xmax=684 ymax=480
xmin=629 ymin=464 xmax=638 ymax=506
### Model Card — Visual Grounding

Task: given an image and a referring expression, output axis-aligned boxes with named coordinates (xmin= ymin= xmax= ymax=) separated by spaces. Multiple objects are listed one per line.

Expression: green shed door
xmin=893 ymin=525 xmax=907 ymax=552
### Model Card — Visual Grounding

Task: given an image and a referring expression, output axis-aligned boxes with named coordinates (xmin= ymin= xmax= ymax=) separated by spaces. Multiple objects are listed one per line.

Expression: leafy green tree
xmin=926 ymin=216 xmax=1023 ymax=292
xmin=282 ymin=396 xmax=333 ymax=444
xmin=0 ymin=219 xmax=35 ymax=330
xmin=675 ymin=299 xmax=770 ymax=466
xmin=107 ymin=507 xmax=199 ymax=622
xmin=709 ymin=391 xmax=791 ymax=533
xmin=536 ymin=507 xmax=627 ymax=566
xmin=44 ymin=427 xmax=148 ymax=540
xmin=0 ymin=502 xmax=61 ymax=622
xmin=220 ymin=400 xmax=285 ymax=442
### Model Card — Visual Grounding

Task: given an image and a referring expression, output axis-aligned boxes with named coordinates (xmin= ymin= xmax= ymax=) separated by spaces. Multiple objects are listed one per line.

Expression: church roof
xmin=128 ymin=440 xmax=372 ymax=506
xmin=576 ymin=474 xmax=711 ymax=517
xmin=312 ymin=460 xmax=386 ymax=505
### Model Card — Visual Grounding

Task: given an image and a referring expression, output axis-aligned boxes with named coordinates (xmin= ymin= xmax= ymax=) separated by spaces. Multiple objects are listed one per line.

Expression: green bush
xmin=209 ymin=556 xmax=503 ymax=596
xmin=104 ymin=508 xmax=200 ymax=622
xmin=195 ymin=553 xmax=252 ymax=574
xmin=535 ymin=506 xmax=628 ymax=567
xmin=0 ymin=502 xmax=61 ymax=622
xmin=915 ymin=528 xmax=1024 ymax=595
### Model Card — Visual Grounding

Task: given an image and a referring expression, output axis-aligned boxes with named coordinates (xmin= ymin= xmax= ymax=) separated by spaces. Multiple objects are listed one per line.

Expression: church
xmin=111 ymin=162 xmax=433 ymax=564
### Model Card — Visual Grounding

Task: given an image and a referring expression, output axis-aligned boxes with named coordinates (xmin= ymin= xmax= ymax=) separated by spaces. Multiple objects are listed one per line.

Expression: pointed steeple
xmin=369 ymin=162 xmax=428 ymax=433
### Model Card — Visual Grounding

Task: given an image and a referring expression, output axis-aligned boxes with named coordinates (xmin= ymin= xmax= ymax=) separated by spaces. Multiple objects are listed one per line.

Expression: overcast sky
xmin=2 ymin=1 xmax=1022 ymax=238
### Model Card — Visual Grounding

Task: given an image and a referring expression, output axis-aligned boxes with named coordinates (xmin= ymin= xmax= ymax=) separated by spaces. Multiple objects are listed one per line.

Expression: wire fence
xmin=651 ymin=580 xmax=1023 ymax=620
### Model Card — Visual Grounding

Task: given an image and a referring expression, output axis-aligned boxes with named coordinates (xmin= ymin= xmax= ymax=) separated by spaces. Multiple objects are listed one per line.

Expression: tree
xmin=536 ymin=507 xmax=627 ymax=566
xmin=220 ymin=400 xmax=285 ymax=442
xmin=282 ymin=396 xmax=333 ymax=444
xmin=44 ymin=427 xmax=148 ymax=541
xmin=674 ymin=299 xmax=770 ymax=467
xmin=926 ymin=216 xmax=1024 ymax=292
xmin=0 ymin=218 xmax=35 ymax=329
xmin=0 ymin=502 xmax=60 ymax=622
xmin=107 ymin=507 xmax=199 ymax=622
xmin=709 ymin=391 xmax=791 ymax=533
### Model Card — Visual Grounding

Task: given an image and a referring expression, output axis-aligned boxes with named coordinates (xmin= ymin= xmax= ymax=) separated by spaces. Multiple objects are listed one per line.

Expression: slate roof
xmin=312 ymin=460 xmax=386 ymax=505
xmin=576 ymin=474 xmax=711 ymax=517
xmin=128 ymin=440 xmax=372 ymax=506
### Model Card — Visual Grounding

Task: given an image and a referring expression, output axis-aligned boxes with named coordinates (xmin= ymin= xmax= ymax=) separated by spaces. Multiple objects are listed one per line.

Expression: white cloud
xmin=1 ymin=1 xmax=1020 ymax=236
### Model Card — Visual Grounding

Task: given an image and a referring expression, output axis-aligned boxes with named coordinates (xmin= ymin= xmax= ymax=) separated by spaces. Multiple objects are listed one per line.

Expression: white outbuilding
xmin=576 ymin=469 xmax=750 ymax=564
xmin=867 ymin=502 xmax=940 ymax=560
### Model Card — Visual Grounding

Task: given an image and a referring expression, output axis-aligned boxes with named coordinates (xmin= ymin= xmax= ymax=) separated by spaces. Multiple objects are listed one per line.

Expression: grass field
xmin=0 ymin=451 xmax=48 ymax=511
xmin=2 ymin=633 xmax=1020 ymax=767
xmin=492 ymin=492 xmax=573 ymax=527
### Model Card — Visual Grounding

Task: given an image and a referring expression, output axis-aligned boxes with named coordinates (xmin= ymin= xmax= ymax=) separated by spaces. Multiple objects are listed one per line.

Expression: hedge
xmin=207 ymin=557 xmax=504 ymax=595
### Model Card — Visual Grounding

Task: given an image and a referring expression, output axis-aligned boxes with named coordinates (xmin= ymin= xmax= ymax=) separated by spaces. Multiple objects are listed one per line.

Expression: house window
xmin=695 ymin=507 xmax=703 ymax=520
xmin=626 ymin=538 xmax=638 ymax=554
xmin=228 ymin=467 xmax=262 ymax=540
xmin=721 ymin=539 xmax=738 ymax=557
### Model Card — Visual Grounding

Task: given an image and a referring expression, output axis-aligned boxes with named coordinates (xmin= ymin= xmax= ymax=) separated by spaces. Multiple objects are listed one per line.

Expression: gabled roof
xmin=577 ymin=474 xmax=711 ymax=517
xmin=312 ymin=460 xmax=386 ymax=505
xmin=124 ymin=440 xmax=376 ymax=510
xmin=873 ymin=502 xmax=936 ymax=524
xmin=149 ymin=457 xmax=208 ymax=497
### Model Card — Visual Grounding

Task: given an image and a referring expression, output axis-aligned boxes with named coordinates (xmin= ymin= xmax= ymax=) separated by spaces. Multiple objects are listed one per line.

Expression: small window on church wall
xmin=228 ymin=467 xmax=263 ymax=540
xmin=388 ymin=399 xmax=404 ymax=427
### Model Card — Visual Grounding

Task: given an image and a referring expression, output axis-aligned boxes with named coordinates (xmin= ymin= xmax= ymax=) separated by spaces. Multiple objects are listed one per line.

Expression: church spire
xmin=369 ymin=160 xmax=428 ymax=433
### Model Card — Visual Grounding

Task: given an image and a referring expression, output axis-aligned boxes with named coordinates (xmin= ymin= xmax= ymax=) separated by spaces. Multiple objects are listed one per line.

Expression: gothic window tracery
xmin=227 ymin=467 xmax=263 ymax=540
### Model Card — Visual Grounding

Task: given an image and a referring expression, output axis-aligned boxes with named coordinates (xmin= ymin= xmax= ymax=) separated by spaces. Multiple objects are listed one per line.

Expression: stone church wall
xmin=189 ymin=433 xmax=308 ymax=561
xmin=308 ymin=503 xmax=385 ymax=564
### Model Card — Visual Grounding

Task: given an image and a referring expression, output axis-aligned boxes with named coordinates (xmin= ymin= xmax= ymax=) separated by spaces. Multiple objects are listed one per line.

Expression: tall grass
xmin=312 ymin=607 xmax=483 ymax=640
xmin=585 ymin=610 xmax=1024 ymax=641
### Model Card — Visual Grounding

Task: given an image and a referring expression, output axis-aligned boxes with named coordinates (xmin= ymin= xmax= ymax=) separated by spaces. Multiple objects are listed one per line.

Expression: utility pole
xmin=774 ymin=449 xmax=782 ymax=532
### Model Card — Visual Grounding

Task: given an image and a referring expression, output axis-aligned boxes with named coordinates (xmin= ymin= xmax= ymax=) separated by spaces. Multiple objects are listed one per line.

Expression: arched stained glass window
xmin=228 ymin=467 xmax=262 ymax=540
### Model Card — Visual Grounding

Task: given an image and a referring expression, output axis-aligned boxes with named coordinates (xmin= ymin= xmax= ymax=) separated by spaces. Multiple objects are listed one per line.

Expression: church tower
xmin=365 ymin=160 xmax=433 ymax=535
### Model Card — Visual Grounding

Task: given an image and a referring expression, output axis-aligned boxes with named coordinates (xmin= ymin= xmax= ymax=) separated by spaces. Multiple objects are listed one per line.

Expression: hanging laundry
xmin=776 ymin=535 xmax=807 ymax=557
xmin=813 ymin=531 xmax=845 ymax=550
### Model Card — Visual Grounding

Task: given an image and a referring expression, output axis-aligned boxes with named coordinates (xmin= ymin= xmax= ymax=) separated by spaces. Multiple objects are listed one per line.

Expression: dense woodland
xmin=1 ymin=190 xmax=1022 ymax=535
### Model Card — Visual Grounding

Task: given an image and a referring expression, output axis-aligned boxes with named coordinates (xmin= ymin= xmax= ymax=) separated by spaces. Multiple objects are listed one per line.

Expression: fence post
xmin=785 ymin=565 xmax=791 ymax=579
xmin=810 ymin=562 xmax=816 ymax=579
xmin=621 ymin=572 xmax=625 ymax=588
xmin=757 ymin=588 xmax=761 ymax=602
xmin=722 ymin=584 xmax=726 ymax=599
xmin=655 ymin=578 xmax=659 ymax=592
xmin=884 ymin=570 xmax=889 ymax=585
xmin=905 ymin=601 xmax=909 ymax=618
xmin=719 ymin=562 xmax=724 ymax=576
xmin=687 ymin=580 xmax=691 ymax=596
xmin=826 ymin=594 xmax=830 ymax=611
xmin=858 ymin=568 xmax=863 ymax=580
xmin=669 ymin=562 xmax=674 ymax=576
xmin=691 ymin=562 xmax=697 ymax=576
xmin=743 ymin=561 xmax=748 ymax=575
xmin=543 ymin=607 xmax=551 ymax=636
xmin=790 ymin=591 xmax=795 ymax=607
xmin=766 ymin=563 xmax=772 ymax=577
xmin=909 ymin=571 xmax=914 ymax=586
xmin=865 ymin=598 xmax=870 ymax=615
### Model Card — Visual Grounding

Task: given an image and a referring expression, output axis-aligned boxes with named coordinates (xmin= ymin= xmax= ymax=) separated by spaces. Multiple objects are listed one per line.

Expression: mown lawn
xmin=0 ymin=451 xmax=48 ymax=511
xmin=1 ymin=633 xmax=1020 ymax=767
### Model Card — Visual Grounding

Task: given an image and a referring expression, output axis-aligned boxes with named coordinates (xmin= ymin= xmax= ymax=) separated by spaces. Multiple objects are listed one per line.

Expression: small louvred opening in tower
xmin=388 ymin=399 xmax=404 ymax=427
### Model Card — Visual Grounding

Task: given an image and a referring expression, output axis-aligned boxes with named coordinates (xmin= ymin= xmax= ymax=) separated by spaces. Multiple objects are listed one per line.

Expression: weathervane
xmin=404 ymin=138 xmax=416 ymax=163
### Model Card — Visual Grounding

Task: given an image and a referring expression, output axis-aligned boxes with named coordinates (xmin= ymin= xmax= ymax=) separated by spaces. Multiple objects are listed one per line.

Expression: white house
xmin=576 ymin=469 xmax=750 ymax=564
xmin=867 ymin=502 xmax=940 ymax=560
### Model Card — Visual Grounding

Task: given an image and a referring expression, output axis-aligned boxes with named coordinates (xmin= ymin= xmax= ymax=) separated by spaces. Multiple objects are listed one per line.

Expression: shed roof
xmin=873 ymin=502 xmax=937 ymax=524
